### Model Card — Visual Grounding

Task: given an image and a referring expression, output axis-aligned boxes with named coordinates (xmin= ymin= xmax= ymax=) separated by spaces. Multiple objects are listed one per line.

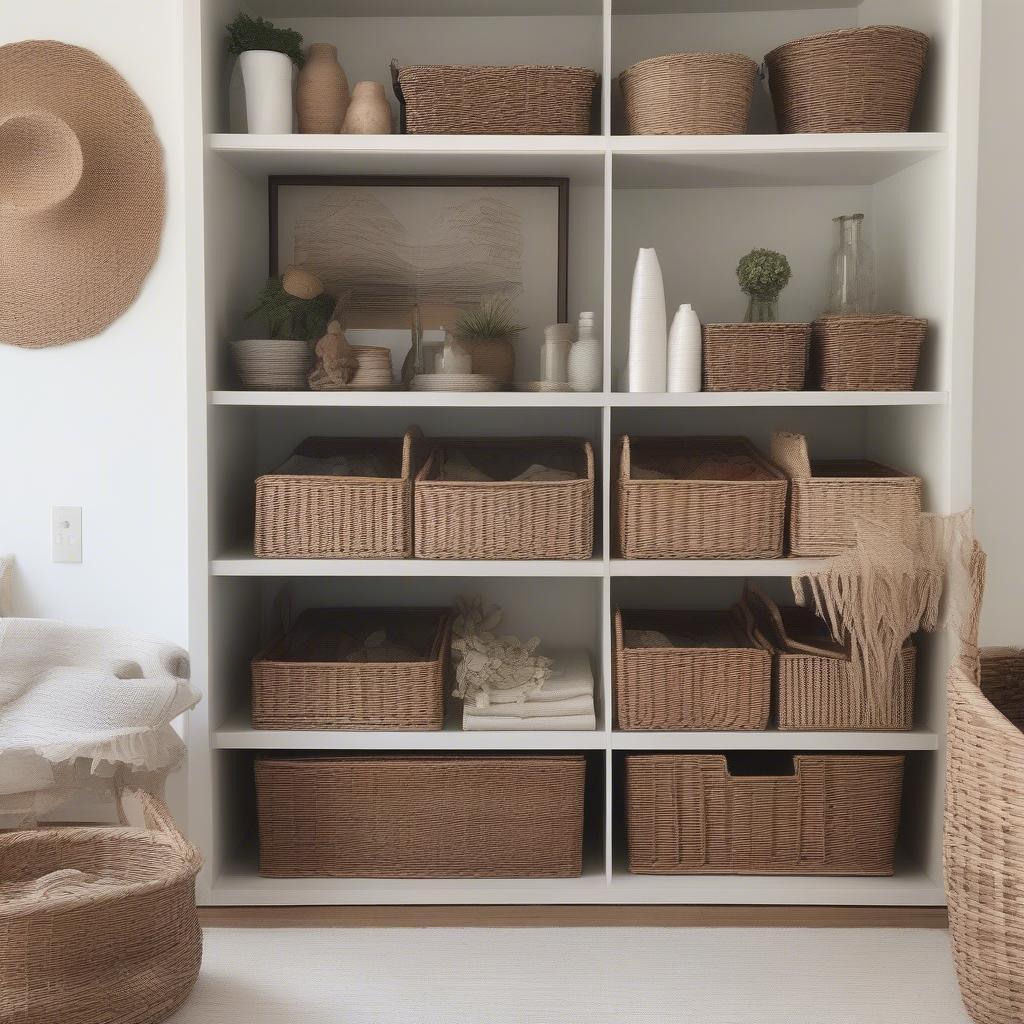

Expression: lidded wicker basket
xmin=619 ymin=52 xmax=758 ymax=135
xmin=811 ymin=314 xmax=927 ymax=391
xmin=702 ymin=322 xmax=810 ymax=391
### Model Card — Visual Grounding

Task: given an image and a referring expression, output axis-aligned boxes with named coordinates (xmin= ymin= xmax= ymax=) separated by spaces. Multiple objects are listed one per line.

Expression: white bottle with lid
xmin=567 ymin=311 xmax=602 ymax=393
xmin=667 ymin=303 xmax=702 ymax=393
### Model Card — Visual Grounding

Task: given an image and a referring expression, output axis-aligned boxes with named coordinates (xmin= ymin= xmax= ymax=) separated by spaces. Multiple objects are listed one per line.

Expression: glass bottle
xmin=541 ymin=323 xmax=573 ymax=384
xmin=400 ymin=303 xmax=424 ymax=385
xmin=828 ymin=213 xmax=876 ymax=316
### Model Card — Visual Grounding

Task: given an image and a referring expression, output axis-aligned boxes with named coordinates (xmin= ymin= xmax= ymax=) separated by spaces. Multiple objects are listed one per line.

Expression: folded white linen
xmin=462 ymin=712 xmax=597 ymax=731
xmin=465 ymin=693 xmax=594 ymax=719
xmin=483 ymin=649 xmax=594 ymax=704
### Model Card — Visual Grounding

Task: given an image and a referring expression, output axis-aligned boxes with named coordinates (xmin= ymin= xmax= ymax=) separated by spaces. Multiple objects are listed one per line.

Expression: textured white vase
xmin=568 ymin=312 xmax=602 ymax=392
xmin=240 ymin=50 xmax=294 ymax=133
xmin=667 ymin=303 xmax=702 ymax=393
xmin=627 ymin=248 xmax=667 ymax=392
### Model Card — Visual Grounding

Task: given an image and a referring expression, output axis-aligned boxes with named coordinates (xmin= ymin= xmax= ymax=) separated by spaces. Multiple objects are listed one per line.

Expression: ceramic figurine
xmin=308 ymin=319 xmax=358 ymax=390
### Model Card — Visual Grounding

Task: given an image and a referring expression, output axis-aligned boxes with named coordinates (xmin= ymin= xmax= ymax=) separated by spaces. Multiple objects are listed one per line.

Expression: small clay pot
xmin=296 ymin=43 xmax=349 ymax=133
xmin=469 ymin=337 xmax=515 ymax=385
xmin=342 ymin=81 xmax=393 ymax=134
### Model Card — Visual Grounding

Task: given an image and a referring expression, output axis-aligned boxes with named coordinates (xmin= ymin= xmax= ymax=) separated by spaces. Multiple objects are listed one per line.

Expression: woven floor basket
xmin=702 ymin=322 xmax=810 ymax=391
xmin=0 ymin=791 xmax=202 ymax=1024
xmin=615 ymin=435 xmax=787 ymax=559
xmin=256 ymin=756 xmax=586 ymax=878
xmin=619 ymin=52 xmax=758 ymax=135
xmin=626 ymin=754 xmax=904 ymax=875
xmin=771 ymin=432 xmax=922 ymax=557
xmin=414 ymin=437 xmax=594 ymax=560
xmin=765 ymin=25 xmax=929 ymax=133
xmin=614 ymin=607 xmax=771 ymax=731
xmin=811 ymin=314 xmax=927 ymax=391
xmin=254 ymin=430 xmax=421 ymax=559
xmin=947 ymin=648 xmax=1024 ymax=1024
xmin=393 ymin=62 xmax=598 ymax=135
xmin=251 ymin=607 xmax=451 ymax=731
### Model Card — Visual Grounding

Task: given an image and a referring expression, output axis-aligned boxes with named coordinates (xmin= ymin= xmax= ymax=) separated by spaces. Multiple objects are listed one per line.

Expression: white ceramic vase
xmin=240 ymin=50 xmax=294 ymax=133
xmin=627 ymin=248 xmax=667 ymax=392
xmin=568 ymin=312 xmax=602 ymax=392
xmin=667 ymin=303 xmax=702 ymax=393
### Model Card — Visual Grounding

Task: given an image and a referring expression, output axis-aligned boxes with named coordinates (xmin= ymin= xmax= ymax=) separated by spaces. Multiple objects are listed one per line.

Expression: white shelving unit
xmin=184 ymin=0 xmax=980 ymax=907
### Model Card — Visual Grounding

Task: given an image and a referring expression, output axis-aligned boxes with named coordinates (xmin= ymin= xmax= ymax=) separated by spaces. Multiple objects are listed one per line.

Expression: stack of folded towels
xmin=462 ymin=650 xmax=596 ymax=731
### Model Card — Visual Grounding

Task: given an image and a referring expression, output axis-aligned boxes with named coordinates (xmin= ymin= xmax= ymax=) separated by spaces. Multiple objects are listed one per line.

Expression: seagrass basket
xmin=771 ymin=431 xmax=921 ymax=556
xmin=765 ymin=25 xmax=929 ymax=133
xmin=614 ymin=435 xmax=787 ymax=559
xmin=619 ymin=52 xmax=758 ymax=135
xmin=614 ymin=606 xmax=771 ymax=731
xmin=811 ymin=314 xmax=927 ymax=391
xmin=626 ymin=753 xmax=904 ymax=875
xmin=256 ymin=755 xmax=586 ymax=878
xmin=251 ymin=607 xmax=451 ymax=731
xmin=702 ymin=322 xmax=810 ymax=391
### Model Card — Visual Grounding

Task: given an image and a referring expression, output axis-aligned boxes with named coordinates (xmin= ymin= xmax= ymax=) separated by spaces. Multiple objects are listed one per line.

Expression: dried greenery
xmin=454 ymin=295 xmax=526 ymax=340
xmin=736 ymin=248 xmax=792 ymax=300
xmin=226 ymin=13 xmax=304 ymax=68
xmin=245 ymin=277 xmax=334 ymax=340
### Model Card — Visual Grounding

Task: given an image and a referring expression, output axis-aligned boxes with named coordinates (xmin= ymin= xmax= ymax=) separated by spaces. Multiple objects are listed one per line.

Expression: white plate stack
xmin=411 ymin=373 xmax=501 ymax=392
xmin=231 ymin=339 xmax=311 ymax=390
xmin=627 ymin=247 xmax=668 ymax=393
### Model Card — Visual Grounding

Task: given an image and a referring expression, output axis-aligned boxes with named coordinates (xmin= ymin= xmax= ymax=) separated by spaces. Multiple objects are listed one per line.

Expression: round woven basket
xmin=764 ymin=25 xmax=929 ymax=133
xmin=620 ymin=53 xmax=758 ymax=135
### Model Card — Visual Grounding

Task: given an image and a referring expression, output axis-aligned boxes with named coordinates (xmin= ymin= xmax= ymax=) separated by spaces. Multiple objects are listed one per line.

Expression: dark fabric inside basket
xmin=809 ymin=459 xmax=906 ymax=480
xmin=621 ymin=609 xmax=755 ymax=650
xmin=436 ymin=445 xmax=585 ymax=482
xmin=273 ymin=438 xmax=405 ymax=479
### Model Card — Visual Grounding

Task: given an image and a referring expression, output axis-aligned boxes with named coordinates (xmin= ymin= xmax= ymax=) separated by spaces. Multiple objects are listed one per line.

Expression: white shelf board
xmin=248 ymin=0 xmax=600 ymax=15
xmin=612 ymin=729 xmax=938 ymax=751
xmin=614 ymin=1 xmax=857 ymax=12
xmin=610 ymin=391 xmax=947 ymax=408
xmin=211 ymin=554 xmax=606 ymax=577
xmin=611 ymin=558 xmax=826 ymax=577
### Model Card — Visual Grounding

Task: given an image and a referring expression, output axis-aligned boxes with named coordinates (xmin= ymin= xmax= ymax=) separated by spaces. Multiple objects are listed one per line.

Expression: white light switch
xmin=51 ymin=506 xmax=82 ymax=563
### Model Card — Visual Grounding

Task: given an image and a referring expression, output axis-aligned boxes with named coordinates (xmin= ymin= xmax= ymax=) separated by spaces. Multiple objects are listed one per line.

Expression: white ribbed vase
xmin=667 ymin=303 xmax=702 ymax=392
xmin=627 ymin=247 xmax=667 ymax=392
xmin=240 ymin=50 xmax=294 ymax=133
xmin=568 ymin=312 xmax=602 ymax=392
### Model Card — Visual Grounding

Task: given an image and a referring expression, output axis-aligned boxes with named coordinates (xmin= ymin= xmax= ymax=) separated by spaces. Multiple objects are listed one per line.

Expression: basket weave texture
xmin=256 ymin=756 xmax=586 ymax=878
xmin=626 ymin=754 xmax=904 ymax=875
xmin=771 ymin=432 xmax=922 ymax=557
xmin=414 ymin=438 xmax=594 ymax=560
xmin=251 ymin=608 xmax=451 ymax=731
xmin=619 ymin=52 xmax=758 ymax=135
xmin=0 ymin=791 xmax=202 ymax=1024
xmin=765 ymin=25 xmax=929 ymax=133
xmin=614 ymin=607 xmax=771 ymax=731
xmin=811 ymin=315 xmax=926 ymax=391
xmin=615 ymin=435 xmax=787 ymax=559
xmin=702 ymin=322 xmax=810 ymax=391
xmin=254 ymin=430 xmax=421 ymax=559
xmin=393 ymin=63 xmax=598 ymax=135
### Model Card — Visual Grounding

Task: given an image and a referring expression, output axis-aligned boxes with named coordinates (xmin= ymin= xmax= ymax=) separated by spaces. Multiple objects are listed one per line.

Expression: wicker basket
xmin=614 ymin=435 xmax=787 ymax=559
xmin=0 ymin=790 xmax=202 ymax=1024
xmin=414 ymin=438 xmax=594 ymax=560
xmin=702 ymin=322 xmax=810 ymax=391
xmin=771 ymin=431 xmax=922 ymax=557
xmin=811 ymin=314 xmax=927 ymax=391
xmin=626 ymin=753 xmax=904 ymax=875
xmin=252 ymin=607 xmax=451 ymax=731
xmin=392 ymin=61 xmax=598 ymax=135
xmin=614 ymin=606 xmax=771 ymax=731
xmin=619 ymin=52 xmax=758 ymax=135
xmin=742 ymin=583 xmax=915 ymax=731
xmin=947 ymin=648 xmax=1024 ymax=1024
xmin=255 ymin=755 xmax=586 ymax=878
xmin=254 ymin=430 xmax=422 ymax=559
xmin=765 ymin=25 xmax=929 ymax=133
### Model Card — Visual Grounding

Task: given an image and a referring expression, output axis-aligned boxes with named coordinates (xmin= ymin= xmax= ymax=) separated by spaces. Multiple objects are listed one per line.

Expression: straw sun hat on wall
xmin=0 ymin=40 xmax=165 ymax=348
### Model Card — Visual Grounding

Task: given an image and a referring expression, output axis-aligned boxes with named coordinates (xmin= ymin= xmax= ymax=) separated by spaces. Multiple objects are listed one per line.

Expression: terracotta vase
xmin=470 ymin=336 xmax=515 ymax=385
xmin=342 ymin=81 xmax=392 ymax=134
xmin=295 ymin=44 xmax=349 ymax=133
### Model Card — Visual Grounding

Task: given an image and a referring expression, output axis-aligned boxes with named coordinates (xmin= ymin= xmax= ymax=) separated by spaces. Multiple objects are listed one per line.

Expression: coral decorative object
xmin=296 ymin=43 xmax=349 ymax=133
xmin=343 ymin=81 xmax=393 ymax=134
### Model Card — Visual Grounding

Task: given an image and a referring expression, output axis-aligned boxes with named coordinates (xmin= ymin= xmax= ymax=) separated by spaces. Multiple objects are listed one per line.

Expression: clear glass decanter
xmin=828 ymin=213 xmax=876 ymax=315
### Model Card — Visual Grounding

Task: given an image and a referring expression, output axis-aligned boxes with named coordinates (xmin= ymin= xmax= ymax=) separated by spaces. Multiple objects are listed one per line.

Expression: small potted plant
xmin=736 ymin=247 xmax=792 ymax=322
xmin=226 ymin=13 xmax=304 ymax=133
xmin=454 ymin=294 xmax=526 ymax=386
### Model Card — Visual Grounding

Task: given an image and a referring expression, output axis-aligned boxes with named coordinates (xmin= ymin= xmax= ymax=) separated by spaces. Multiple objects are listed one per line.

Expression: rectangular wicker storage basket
xmin=614 ymin=607 xmax=771 ymax=731
xmin=742 ymin=584 xmax=915 ymax=731
xmin=614 ymin=436 xmax=787 ymax=559
xmin=811 ymin=314 xmax=927 ymax=391
xmin=702 ymin=323 xmax=810 ymax=391
xmin=251 ymin=607 xmax=451 ymax=731
xmin=414 ymin=438 xmax=594 ymax=560
xmin=254 ymin=430 xmax=422 ymax=559
xmin=392 ymin=61 xmax=598 ymax=135
xmin=626 ymin=753 xmax=904 ymax=875
xmin=771 ymin=432 xmax=922 ymax=557
xmin=255 ymin=755 xmax=586 ymax=878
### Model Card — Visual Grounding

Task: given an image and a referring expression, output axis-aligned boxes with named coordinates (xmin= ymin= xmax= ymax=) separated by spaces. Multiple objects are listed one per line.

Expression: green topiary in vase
xmin=736 ymin=248 xmax=792 ymax=323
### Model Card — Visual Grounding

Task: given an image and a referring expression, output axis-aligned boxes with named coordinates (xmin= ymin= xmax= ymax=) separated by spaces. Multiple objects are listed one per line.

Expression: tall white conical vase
xmin=627 ymin=247 xmax=667 ymax=393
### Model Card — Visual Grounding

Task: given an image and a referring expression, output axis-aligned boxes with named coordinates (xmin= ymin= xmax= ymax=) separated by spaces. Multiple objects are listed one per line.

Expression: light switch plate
xmin=51 ymin=506 xmax=82 ymax=563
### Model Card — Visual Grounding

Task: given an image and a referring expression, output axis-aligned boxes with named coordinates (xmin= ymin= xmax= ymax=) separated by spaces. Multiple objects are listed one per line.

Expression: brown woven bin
xmin=626 ymin=753 xmax=904 ymax=875
xmin=619 ymin=53 xmax=758 ymax=135
xmin=415 ymin=437 xmax=594 ymax=560
xmin=614 ymin=606 xmax=771 ymax=731
xmin=256 ymin=755 xmax=586 ymax=878
xmin=742 ymin=583 xmax=915 ymax=731
xmin=252 ymin=607 xmax=451 ymax=731
xmin=771 ymin=431 xmax=922 ymax=557
xmin=392 ymin=61 xmax=598 ymax=135
xmin=811 ymin=314 xmax=927 ymax=391
xmin=254 ymin=429 xmax=422 ymax=559
xmin=765 ymin=25 xmax=929 ymax=133
xmin=615 ymin=435 xmax=787 ymax=559
xmin=0 ymin=790 xmax=202 ymax=1024
xmin=702 ymin=322 xmax=810 ymax=391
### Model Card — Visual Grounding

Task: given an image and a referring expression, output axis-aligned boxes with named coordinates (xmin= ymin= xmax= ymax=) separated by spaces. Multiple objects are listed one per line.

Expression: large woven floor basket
xmin=765 ymin=25 xmax=929 ymax=133
xmin=947 ymin=649 xmax=1024 ymax=1024
xmin=0 ymin=791 xmax=202 ymax=1024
